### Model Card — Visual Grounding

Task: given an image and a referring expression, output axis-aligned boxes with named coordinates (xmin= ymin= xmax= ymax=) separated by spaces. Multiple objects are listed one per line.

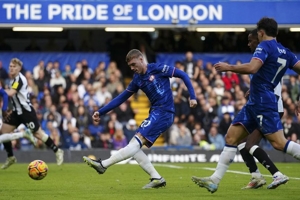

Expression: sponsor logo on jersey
xmin=149 ymin=75 xmax=155 ymax=81
xmin=162 ymin=64 xmax=169 ymax=73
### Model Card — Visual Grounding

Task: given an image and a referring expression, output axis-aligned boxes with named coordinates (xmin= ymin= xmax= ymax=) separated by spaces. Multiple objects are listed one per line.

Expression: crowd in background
xmin=0 ymin=31 xmax=299 ymax=151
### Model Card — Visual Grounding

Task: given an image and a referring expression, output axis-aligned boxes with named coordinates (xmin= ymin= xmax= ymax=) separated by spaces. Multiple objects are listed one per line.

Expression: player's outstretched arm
xmin=173 ymin=69 xmax=197 ymax=107
xmin=97 ymin=90 xmax=134 ymax=116
xmin=214 ymin=59 xmax=262 ymax=74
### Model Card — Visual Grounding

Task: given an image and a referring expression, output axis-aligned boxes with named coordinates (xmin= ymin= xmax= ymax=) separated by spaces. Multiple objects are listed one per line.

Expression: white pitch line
xmin=154 ymin=164 xmax=300 ymax=180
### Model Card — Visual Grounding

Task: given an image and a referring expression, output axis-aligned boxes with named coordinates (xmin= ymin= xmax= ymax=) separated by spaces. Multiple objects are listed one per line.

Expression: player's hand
xmin=214 ymin=62 xmax=230 ymax=72
xmin=245 ymin=89 xmax=250 ymax=97
xmin=189 ymin=99 xmax=197 ymax=108
xmin=92 ymin=111 xmax=100 ymax=123
xmin=295 ymin=101 xmax=300 ymax=116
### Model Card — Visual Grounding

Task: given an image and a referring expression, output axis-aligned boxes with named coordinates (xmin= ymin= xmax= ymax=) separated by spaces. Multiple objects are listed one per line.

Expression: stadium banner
xmin=0 ymin=0 xmax=299 ymax=26
xmin=0 ymin=149 xmax=296 ymax=163
xmin=0 ymin=52 xmax=110 ymax=71
xmin=156 ymin=53 xmax=300 ymax=75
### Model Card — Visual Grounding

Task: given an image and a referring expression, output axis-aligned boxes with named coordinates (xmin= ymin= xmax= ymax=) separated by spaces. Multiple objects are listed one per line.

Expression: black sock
xmin=3 ymin=142 xmax=14 ymax=157
xmin=45 ymin=137 xmax=58 ymax=153
xmin=252 ymin=147 xmax=279 ymax=175
xmin=239 ymin=148 xmax=258 ymax=173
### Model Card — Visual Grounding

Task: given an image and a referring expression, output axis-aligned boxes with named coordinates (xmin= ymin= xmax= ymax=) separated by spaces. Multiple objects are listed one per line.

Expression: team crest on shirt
xmin=149 ymin=75 xmax=155 ymax=81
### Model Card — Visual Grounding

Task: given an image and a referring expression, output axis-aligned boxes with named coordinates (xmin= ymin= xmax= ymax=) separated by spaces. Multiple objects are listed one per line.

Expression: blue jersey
xmin=248 ymin=39 xmax=299 ymax=106
xmin=127 ymin=63 xmax=176 ymax=113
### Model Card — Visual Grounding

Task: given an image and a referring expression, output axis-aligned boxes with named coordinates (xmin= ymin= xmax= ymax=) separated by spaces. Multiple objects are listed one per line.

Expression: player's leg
xmin=1 ymin=123 xmax=17 ymax=169
xmin=192 ymin=124 xmax=249 ymax=193
xmin=83 ymin=110 xmax=173 ymax=188
xmin=257 ymin=111 xmax=290 ymax=189
xmin=192 ymin=105 xmax=255 ymax=193
xmin=0 ymin=129 xmax=34 ymax=144
xmin=238 ymin=130 xmax=266 ymax=189
xmin=21 ymin=108 xmax=64 ymax=165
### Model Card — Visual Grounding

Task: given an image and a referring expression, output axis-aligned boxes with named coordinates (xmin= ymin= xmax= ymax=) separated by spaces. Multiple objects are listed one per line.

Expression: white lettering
xmin=74 ymin=4 xmax=82 ymax=20
xmin=124 ymin=5 xmax=132 ymax=16
xmin=3 ymin=4 xmax=15 ymax=20
xmin=83 ymin=4 xmax=96 ymax=20
xmin=193 ymin=5 xmax=208 ymax=21
xmin=30 ymin=4 xmax=41 ymax=20
xmin=97 ymin=5 xmax=108 ymax=20
xmin=209 ymin=5 xmax=222 ymax=20
xmin=113 ymin=4 xmax=124 ymax=16
xmin=148 ymin=4 xmax=164 ymax=21
xmin=189 ymin=154 xmax=197 ymax=162
xmin=16 ymin=4 xmax=29 ymax=20
xmin=48 ymin=4 xmax=61 ymax=20
xmin=209 ymin=154 xmax=220 ymax=162
xmin=197 ymin=154 xmax=207 ymax=162
xmin=137 ymin=5 xmax=148 ymax=20
xmin=62 ymin=4 xmax=74 ymax=20
xmin=179 ymin=5 xmax=192 ymax=21
xmin=164 ymin=5 xmax=177 ymax=21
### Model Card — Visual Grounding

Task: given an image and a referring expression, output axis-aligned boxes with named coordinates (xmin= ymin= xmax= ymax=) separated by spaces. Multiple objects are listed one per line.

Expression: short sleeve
xmin=252 ymin=43 xmax=268 ymax=64
xmin=289 ymin=53 xmax=300 ymax=69
xmin=155 ymin=63 xmax=175 ymax=77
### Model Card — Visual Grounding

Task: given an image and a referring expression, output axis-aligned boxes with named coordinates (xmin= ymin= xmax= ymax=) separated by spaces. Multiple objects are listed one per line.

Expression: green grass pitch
xmin=1 ymin=162 xmax=299 ymax=200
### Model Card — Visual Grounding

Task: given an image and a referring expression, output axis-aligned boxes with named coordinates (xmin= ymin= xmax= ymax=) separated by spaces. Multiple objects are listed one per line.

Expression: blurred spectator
xmin=287 ymin=75 xmax=299 ymax=102
xmin=222 ymin=71 xmax=240 ymax=91
xmin=112 ymin=124 xmax=127 ymax=150
xmin=62 ymin=64 xmax=72 ymax=78
xmin=88 ymin=120 xmax=105 ymax=140
xmin=62 ymin=111 xmax=77 ymax=132
xmin=27 ymin=78 xmax=39 ymax=97
xmin=207 ymin=126 xmax=225 ymax=150
xmin=182 ymin=51 xmax=199 ymax=80
xmin=95 ymin=133 xmax=113 ymax=149
xmin=123 ymin=119 xmax=137 ymax=143
xmin=33 ymin=60 xmax=45 ymax=80
xmin=76 ymin=105 xmax=89 ymax=133
xmin=114 ymin=102 xmax=135 ymax=125
xmin=50 ymin=128 xmax=61 ymax=147
xmin=283 ymin=115 xmax=299 ymax=139
xmin=218 ymin=112 xmax=232 ymax=136
xmin=68 ymin=132 xmax=88 ymax=150
xmin=176 ymin=123 xmax=192 ymax=146
xmin=50 ymin=70 xmax=66 ymax=89
xmin=218 ymin=96 xmax=235 ymax=119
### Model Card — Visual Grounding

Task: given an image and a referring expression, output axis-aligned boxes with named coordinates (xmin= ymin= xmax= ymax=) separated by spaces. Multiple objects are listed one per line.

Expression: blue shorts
xmin=232 ymin=104 xmax=282 ymax=135
xmin=137 ymin=109 xmax=174 ymax=147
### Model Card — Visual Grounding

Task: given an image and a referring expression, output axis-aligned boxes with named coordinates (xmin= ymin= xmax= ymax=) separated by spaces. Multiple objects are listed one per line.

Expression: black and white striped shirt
xmin=10 ymin=73 xmax=32 ymax=114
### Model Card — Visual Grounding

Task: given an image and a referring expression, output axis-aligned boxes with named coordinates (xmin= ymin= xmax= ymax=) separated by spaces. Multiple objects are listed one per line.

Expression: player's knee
xmin=269 ymin=141 xmax=284 ymax=151
xmin=225 ymin=133 xmax=238 ymax=145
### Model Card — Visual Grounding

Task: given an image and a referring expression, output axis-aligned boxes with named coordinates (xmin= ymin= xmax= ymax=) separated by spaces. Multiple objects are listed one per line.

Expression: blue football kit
xmin=233 ymin=39 xmax=299 ymax=134
xmin=98 ymin=63 xmax=196 ymax=147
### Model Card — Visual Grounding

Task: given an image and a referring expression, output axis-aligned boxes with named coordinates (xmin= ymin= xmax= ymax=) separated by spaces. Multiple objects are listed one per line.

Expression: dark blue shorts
xmin=137 ymin=109 xmax=174 ymax=147
xmin=232 ymin=104 xmax=282 ymax=135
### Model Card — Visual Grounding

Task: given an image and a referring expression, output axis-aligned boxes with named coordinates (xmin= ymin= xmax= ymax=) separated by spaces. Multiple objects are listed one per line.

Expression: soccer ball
xmin=28 ymin=160 xmax=48 ymax=180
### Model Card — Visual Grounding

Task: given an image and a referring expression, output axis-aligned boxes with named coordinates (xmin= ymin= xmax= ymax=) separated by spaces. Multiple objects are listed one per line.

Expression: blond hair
xmin=125 ymin=49 xmax=143 ymax=63
xmin=10 ymin=58 xmax=23 ymax=67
